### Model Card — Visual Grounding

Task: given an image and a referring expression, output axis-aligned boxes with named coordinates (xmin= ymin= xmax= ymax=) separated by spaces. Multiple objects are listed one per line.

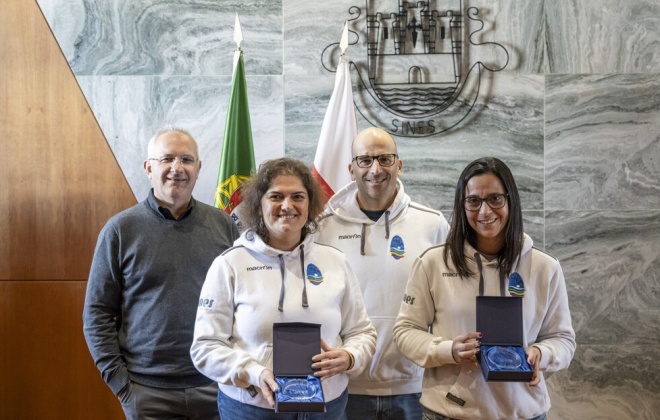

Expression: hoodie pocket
xmin=367 ymin=317 xmax=423 ymax=382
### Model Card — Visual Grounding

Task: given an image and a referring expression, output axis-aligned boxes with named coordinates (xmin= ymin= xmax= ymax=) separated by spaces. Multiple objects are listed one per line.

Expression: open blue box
xmin=476 ymin=296 xmax=533 ymax=382
xmin=273 ymin=322 xmax=326 ymax=413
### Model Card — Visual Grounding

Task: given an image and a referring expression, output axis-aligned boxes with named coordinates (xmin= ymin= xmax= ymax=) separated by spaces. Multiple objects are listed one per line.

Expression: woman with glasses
xmin=393 ymin=157 xmax=576 ymax=420
xmin=191 ymin=157 xmax=376 ymax=420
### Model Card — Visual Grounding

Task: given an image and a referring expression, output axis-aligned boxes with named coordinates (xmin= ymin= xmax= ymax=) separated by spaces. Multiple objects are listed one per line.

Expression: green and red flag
xmin=214 ymin=13 xmax=255 ymax=222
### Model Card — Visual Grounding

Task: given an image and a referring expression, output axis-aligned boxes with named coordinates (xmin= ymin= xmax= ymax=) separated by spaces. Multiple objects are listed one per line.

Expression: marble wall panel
xmin=77 ymin=75 xmax=284 ymax=204
xmin=283 ymin=74 xmax=354 ymax=165
xmin=546 ymin=210 xmax=660 ymax=418
xmin=545 ymin=74 xmax=660 ymax=210
xmin=38 ymin=0 xmax=283 ymax=76
xmin=283 ymin=0 xmax=357 ymax=76
xmin=547 ymin=210 xmax=660 ymax=345
xmin=523 ymin=211 xmax=544 ymax=249
xmin=547 ymin=345 xmax=660 ymax=419
xmin=546 ymin=0 xmax=660 ymax=74
xmin=464 ymin=0 xmax=545 ymax=73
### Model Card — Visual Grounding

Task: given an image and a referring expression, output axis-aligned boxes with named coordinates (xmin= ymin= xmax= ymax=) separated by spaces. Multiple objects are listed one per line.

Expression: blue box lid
xmin=476 ymin=296 xmax=524 ymax=346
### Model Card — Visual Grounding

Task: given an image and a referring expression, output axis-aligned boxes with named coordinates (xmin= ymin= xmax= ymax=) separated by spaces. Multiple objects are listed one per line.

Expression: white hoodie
xmin=393 ymin=235 xmax=576 ymax=419
xmin=191 ymin=230 xmax=377 ymax=409
xmin=316 ymin=181 xmax=449 ymax=395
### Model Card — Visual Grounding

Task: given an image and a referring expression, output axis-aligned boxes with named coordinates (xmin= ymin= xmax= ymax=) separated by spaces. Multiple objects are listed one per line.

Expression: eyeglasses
xmin=464 ymin=193 xmax=508 ymax=212
xmin=148 ymin=156 xmax=197 ymax=167
xmin=352 ymin=154 xmax=398 ymax=168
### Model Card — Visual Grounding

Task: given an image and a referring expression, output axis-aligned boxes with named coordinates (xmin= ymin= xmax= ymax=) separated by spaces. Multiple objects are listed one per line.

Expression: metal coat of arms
xmin=322 ymin=0 xmax=509 ymax=137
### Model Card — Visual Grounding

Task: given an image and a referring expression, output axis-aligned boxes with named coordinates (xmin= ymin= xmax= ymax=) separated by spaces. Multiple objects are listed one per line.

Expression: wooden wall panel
xmin=0 ymin=0 xmax=137 ymax=417
xmin=0 ymin=282 xmax=124 ymax=419
xmin=0 ymin=0 xmax=137 ymax=280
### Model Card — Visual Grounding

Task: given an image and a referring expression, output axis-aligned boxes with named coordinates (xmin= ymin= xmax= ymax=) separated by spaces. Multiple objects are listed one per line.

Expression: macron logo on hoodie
xmin=246 ymin=265 xmax=273 ymax=272
xmin=338 ymin=234 xmax=361 ymax=240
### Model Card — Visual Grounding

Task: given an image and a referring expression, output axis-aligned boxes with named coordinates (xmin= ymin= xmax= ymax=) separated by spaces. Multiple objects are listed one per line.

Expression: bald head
xmin=349 ymin=127 xmax=402 ymax=211
xmin=351 ymin=127 xmax=398 ymax=157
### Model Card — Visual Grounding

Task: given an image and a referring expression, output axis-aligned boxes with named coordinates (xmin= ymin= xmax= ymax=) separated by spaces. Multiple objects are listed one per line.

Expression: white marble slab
xmin=37 ymin=0 xmax=282 ymax=75
xmin=547 ymin=210 xmax=660 ymax=343
xmin=546 ymin=210 xmax=660 ymax=419
xmin=546 ymin=0 xmax=660 ymax=73
xmin=547 ymin=347 xmax=660 ymax=419
xmin=546 ymin=74 xmax=660 ymax=209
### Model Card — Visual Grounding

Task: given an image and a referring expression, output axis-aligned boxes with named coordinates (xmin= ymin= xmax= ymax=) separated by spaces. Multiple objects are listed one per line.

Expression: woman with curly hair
xmin=192 ymin=157 xmax=376 ymax=419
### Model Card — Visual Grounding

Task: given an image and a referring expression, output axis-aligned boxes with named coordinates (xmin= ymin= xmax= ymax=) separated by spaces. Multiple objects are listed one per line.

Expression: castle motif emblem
xmin=322 ymin=0 xmax=509 ymax=137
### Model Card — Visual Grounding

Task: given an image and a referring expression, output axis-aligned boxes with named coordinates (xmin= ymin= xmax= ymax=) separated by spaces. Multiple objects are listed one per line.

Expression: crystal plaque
xmin=485 ymin=346 xmax=523 ymax=370
xmin=276 ymin=375 xmax=323 ymax=403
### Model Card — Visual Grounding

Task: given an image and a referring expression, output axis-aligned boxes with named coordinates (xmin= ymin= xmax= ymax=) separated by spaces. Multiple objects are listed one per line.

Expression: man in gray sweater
xmin=83 ymin=127 xmax=239 ymax=419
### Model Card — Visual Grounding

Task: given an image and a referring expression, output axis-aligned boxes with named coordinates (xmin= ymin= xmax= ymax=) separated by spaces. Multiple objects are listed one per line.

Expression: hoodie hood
xmin=235 ymin=229 xmax=314 ymax=311
xmin=465 ymin=233 xmax=534 ymax=296
xmin=325 ymin=179 xmax=410 ymax=224
xmin=322 ymin=180 xmax=411 ymax=256
xmin=235 ymin=228 xmax=314 ymax=259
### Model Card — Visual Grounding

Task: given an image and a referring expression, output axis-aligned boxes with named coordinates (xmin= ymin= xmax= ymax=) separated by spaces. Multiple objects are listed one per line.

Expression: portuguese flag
xmin=214 ymin=38 xmax=255 ymax=219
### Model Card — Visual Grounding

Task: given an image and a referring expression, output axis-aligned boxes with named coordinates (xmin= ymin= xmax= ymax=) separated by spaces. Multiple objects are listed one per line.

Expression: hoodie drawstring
xmin=384 ymin=210 xmax=390 ymax=239
xmin=475 ymin=252 xmax=505 ymax=296
xmin=300 ymin=245 xmax=309 ymax=308
xmin=475 ymin=253 xmax=485 ymax=297
xmin=360 ymin=224 xmax=366 ymax=256
xmin=277 ymin=247 xmax=309 ymax=312
xmin=500 ymin=270 xmax=505 ymax=296
xmin=360 ymin=210 xmax=391 ymax=256
xmin=277 ymin=254 xmax=286 ymax=312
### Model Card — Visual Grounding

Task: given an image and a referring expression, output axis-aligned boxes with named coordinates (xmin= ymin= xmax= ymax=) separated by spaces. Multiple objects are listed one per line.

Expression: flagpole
xmin=233 ymin=13 xmax=242 ymax=72
xmin=340 ymin=20 xmax=348 ymax=55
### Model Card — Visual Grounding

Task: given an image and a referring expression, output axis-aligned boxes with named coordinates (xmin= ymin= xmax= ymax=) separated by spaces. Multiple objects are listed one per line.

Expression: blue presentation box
xmin=476 ymin=296 xmax=534 ymax=382
xmin=273 ymin=322 xmax=326 ymax=413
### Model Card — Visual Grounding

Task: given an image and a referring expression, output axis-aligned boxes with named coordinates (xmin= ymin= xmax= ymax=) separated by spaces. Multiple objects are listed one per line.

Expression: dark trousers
xmin=119 ymin=381 xmax=219 ymax=420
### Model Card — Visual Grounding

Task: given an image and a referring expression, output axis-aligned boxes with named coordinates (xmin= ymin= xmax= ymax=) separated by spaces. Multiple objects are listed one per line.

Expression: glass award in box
xmin=273 ymin=322 xmax=325 ymax=413
xmin=476 ymin=296 xmax=533 ymax=381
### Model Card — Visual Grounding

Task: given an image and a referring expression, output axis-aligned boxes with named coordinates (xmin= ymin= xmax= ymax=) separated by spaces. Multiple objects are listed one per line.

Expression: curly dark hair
xmin=239 ymin=157 xmax=324 ymax=244
xmin=443 ymin=157 xmax=523 ymax=283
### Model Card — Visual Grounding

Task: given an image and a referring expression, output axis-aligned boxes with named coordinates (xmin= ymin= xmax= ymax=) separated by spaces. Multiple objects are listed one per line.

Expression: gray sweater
xmin=83 ymin=191 xmax=239 ymax=394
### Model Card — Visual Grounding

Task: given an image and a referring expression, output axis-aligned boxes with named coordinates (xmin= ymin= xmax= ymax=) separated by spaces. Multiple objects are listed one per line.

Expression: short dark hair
xmin=240 ymin=158 xmax=324 ymax=243
xmin=443 ymin=157 xmax=523 ymax=282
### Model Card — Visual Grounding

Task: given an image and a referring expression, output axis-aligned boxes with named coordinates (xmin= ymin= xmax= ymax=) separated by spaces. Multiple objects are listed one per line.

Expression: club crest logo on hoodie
xmin=306 ymin=263 xmax=324 ymax=285
xmin=389 ymin=235 xmax=405 ymax=260
xmin=508 ymin=272 xmax=525 ymax=297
